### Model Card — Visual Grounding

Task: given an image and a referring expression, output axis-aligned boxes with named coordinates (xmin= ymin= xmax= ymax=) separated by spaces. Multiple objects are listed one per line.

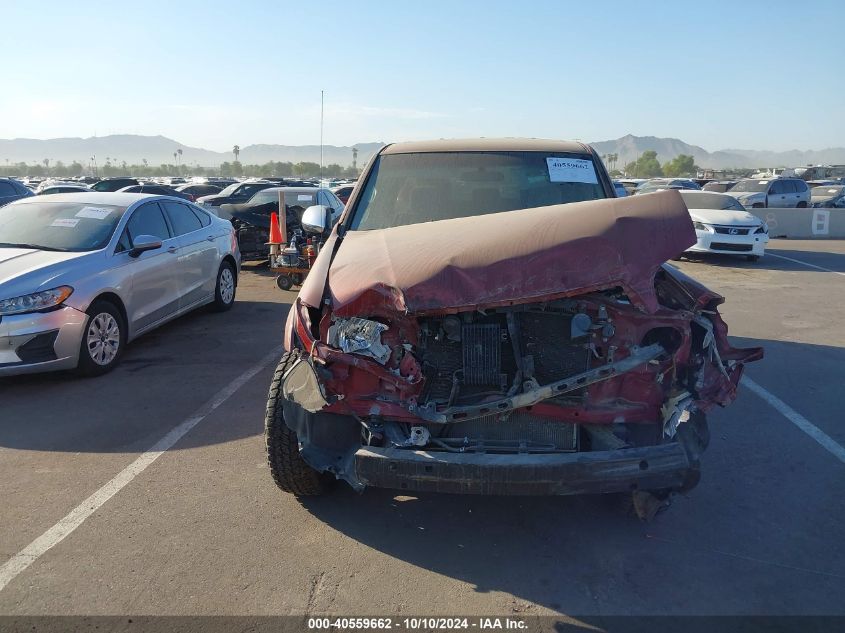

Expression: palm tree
xmin=43 ymin=158 xmax=50 ymax=174
xmin=232 ymin=145 xmax=240 ymax=163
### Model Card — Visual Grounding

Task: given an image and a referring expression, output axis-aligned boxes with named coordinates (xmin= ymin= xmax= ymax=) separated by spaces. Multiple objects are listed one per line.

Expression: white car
xmin=679 ymin=190 xmax=769 ymax=261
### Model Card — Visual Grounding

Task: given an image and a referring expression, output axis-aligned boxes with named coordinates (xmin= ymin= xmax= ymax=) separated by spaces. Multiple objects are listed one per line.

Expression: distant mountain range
xmin=1 ymin=133 xmax=843 ymax=169
xmin=590 ymin=135 xmax=845 ymax=169
xmin=0 ymin=135 xmax=385 ymax=168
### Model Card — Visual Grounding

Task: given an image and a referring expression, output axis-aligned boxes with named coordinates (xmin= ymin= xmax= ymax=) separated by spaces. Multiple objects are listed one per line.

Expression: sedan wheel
xmin=211 ymin=261 xmax=237 ymax=312
xmin=220 ymin=268 xmax=235 ymax=304
xmin=87 ymin=313 xmax=121 ymax=365
xmin=76 ymin=300 xmax=125 ymax=377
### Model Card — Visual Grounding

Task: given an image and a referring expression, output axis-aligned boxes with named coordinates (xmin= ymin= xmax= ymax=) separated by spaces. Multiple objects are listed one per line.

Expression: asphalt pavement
xmin=1 ymin=241 xmax=843 ymax=622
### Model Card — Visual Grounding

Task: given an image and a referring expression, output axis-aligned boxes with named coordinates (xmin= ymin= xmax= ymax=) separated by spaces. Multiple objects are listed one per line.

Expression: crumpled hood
xmin=322 ymin=190 xmax=696 ymax=316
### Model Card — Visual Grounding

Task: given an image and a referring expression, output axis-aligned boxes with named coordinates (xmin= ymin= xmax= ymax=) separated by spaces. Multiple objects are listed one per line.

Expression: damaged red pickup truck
xmin=265 ymin=139 xmax=762 ymax=508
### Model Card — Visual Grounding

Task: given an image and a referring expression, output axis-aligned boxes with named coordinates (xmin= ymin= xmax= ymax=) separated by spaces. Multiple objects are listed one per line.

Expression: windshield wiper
xmin=0 ymin=242 xmax=69 ymax=252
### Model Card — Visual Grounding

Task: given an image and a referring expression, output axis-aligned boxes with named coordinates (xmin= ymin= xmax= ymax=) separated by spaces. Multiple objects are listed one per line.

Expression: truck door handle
xmin=167 ymin=246 xmax=178 ymax=254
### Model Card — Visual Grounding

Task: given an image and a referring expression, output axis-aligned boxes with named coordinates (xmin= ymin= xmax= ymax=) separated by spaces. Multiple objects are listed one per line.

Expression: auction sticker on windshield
xmin=76 ymin=207 xmax=113 ymax=220
xmin=546 ymin=157 xmax=598 ymax=184
xmin=51 ymin=218 xmax=80 ymax=228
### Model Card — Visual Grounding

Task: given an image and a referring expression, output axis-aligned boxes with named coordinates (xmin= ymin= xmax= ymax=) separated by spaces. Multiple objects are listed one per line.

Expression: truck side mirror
xmin=302 ymin=205 xmax=330 ymax=235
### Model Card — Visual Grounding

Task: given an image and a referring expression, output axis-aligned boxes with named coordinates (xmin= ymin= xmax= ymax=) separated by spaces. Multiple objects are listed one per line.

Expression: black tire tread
xmin=265 ymin=352 xmax=329 ymax=496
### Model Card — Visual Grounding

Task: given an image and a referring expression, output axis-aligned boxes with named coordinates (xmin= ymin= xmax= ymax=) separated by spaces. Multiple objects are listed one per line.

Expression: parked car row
xmin=617 ymin=175 xmax=816 ymax=209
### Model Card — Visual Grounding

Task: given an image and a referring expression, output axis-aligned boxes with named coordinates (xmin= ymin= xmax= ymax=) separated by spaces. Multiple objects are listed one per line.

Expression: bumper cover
xmin=688 ymin=232 xmax=767 ymax=256
xmin=353 ymin=442 xmax=699 ymax=496
xmin=0 ymin=306 xmax=87 ymax=376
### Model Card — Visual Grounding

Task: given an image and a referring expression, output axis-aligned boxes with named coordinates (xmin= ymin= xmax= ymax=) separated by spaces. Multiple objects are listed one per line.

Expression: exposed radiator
xmin=462 ymin=323 xmax=501 ymax=385
xmin=519 ymin=312 xmax=589 ymax=384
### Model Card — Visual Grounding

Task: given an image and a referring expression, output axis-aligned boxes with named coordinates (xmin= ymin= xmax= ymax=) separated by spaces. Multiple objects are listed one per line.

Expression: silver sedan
xmin=0 ymin=192 xmax=241 ymax=376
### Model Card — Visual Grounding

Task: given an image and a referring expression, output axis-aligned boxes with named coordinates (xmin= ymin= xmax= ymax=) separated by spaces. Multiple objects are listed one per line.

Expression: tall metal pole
xmin=319 ymin=90 xmax=324 ymax=182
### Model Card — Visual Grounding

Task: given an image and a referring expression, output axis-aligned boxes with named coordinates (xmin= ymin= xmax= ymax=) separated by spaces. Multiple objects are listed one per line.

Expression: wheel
xmin=797 ymin=201 xmax=808 ymax=208
xmin=210 ymin=261 xmax=236 ymax=312
xmin=746 ymin=254 xmax=760 ymax=262
xmin=76 ymin=300 xmax=125 ymax=376
xmin=265 ymin=352 xmax=333 ymax=496
xmin=275 ymin=274 xmax=294 ymax=291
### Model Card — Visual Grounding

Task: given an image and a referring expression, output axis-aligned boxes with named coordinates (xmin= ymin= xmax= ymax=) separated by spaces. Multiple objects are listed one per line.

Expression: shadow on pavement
xmin=294 ymin=337 xmax=845 ymax=616
xmin=677 ymin=247 xmax=845 ymax=273
xmin=0 ymin=298 xmax=289 ymax=453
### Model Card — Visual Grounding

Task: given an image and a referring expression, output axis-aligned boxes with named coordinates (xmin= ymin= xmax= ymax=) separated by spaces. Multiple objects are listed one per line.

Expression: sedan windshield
xmin=0 ymin=201 xmax=126 ymax=252
xmin=680 ymin=191 xmax=745 ymax=211
xmin=731 ymin=180 xmax=770 ymax=193
xmin=350 ymin=151 xmax=607 ymax=230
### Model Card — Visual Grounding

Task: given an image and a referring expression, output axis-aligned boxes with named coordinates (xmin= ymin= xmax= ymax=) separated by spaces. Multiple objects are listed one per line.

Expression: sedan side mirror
xmin=129 ymin=235 xmax=163 ymax=258
xmin=301 ymin=205 xmax=330 ymax=235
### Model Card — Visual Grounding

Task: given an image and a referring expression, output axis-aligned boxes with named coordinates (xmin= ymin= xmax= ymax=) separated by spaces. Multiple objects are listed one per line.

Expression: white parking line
xmin=767 ymin=252 xmax=845 ymax=277
xmin=742 ymin=375 xmax=845 ymax=464
xmin=0 ymin=346 xmax=283 ymax=593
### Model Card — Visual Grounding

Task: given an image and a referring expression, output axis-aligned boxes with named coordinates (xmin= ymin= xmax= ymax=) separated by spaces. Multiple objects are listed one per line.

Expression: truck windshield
xmin=349 ymin=151 xmax=607 ymax=230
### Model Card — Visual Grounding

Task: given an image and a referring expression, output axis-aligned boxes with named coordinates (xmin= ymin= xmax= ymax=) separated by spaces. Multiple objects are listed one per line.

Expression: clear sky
xmin=1 ymin=0 xmax=842 ymax=152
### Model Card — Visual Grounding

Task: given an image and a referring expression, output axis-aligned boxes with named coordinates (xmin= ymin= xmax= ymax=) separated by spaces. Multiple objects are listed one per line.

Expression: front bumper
xmin=0 ymin=306 xmax=88 ymax=376
xmin=353 ymin=442 xmax=698 ymax=496
xmin=687 ymin=231 xmax=768 ymax=256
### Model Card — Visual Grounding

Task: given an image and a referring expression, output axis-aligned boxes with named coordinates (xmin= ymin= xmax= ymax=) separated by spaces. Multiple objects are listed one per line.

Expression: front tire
xmin=265 ymin=352 xmax=332 ymax=496
xmin=210 ymin=261 xmax=236 ymax=312
xmin=76 ymin=300 xmax=125 ymax=377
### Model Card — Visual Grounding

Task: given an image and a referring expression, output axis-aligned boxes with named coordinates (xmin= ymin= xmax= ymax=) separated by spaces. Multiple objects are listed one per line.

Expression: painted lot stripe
xmin=767 ymin=252 xmax=845 ymax=277
xmin=0 ymin=346 xmax=282 ymax=593
xmin=742 ymin=375 xmax=845 ymax=464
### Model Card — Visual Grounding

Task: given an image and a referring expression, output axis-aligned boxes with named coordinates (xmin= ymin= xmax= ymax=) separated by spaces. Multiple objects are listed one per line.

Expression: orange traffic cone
xmin=268 ymin=212 xmax=283 ymax=257
xmin=268 ymin=212 xmax=283 ymax=244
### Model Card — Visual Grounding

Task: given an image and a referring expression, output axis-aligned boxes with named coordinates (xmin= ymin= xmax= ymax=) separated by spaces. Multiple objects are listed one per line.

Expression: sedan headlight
xmin=693 ymin=221 xmax=711 ymax=232
xmin=754 ymin=224 xmax=768 ymax=234
xmin=0 ymin=286 xmax=74 ymax=316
